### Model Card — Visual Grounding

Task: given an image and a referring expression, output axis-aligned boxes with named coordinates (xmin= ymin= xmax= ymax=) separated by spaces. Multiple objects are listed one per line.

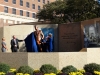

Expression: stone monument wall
xmin=0 ymin=49 xmax=99 ymax=70
xmin=3 ymin=25 xmax=33 ymax=52
xmin=0 ymin=52 xmax=86 ymax=70
xmin=59 ymin=22 xmax=82 ymax=52
xmin=3 ymin=24 xmax=58 ymax=52
xmin=0 ymin=53 xmax=28 ymax=69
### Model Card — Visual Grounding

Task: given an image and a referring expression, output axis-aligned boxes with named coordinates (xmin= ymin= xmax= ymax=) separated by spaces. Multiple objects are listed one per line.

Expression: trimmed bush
xmin=17 ymin=66 xmax=33 ymax=75
xmin=0 ymin=63 xmax=10 ymax=73
xmin=84 ymin=63 xmax=100 ymax=74
xmin=40 ymin=64 xmax=57 ymax=74
xmin=61 ymin=65 xmax=77 ymax=74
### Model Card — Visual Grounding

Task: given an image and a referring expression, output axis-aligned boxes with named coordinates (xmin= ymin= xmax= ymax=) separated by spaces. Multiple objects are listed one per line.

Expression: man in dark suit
xmin=10 ymin=35 xmax=24 ymax=52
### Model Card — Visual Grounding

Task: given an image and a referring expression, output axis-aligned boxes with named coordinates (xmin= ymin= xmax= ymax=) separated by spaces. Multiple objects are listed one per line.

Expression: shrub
xmin=84 ymin=63 xmax=100 ymax=74
xmin=61 ymin=65 xmax=77 ymax=74
xmin=17 ymin=66 xmax=33 ymax=75
xmin=0 ymin=63 xmax=10 ymax=73
xmin=40 ymin=64 xmax=57 ymax=74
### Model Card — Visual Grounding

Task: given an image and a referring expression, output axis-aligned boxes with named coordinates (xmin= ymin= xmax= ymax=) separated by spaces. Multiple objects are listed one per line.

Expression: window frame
xmin=4 ymin=0 xmax=8 ymax=2
xmin=47 ymin=0 xmax=49 ymax=4
xmin=4 ymin=6 xmax=8 ymax=13
xmin=12 ymin=0 xmax=16 ymax=4
xmin=26 ymin=2 xmax=30 ymax=8
xmin=20 ymin=0 xmax=23 ymax=6
xmin=26 ymin=12 xmax=30 ymax=17
xmin=32 ymin=13 xmax=35 ymax=18
xmin=12 ymin=8 xmax=16 ymax=14
xmin=20 ymin=10 xmax=23 ymax=16
xmin=32 ymin=4 xmax=35 ymax=9
xmin=38 ymin=0 xmax=40 ymax=2
xmin=43 ymin=0 xmax=45 ymax=4
xmin=38 ymin=5 xmax=40 ymax=10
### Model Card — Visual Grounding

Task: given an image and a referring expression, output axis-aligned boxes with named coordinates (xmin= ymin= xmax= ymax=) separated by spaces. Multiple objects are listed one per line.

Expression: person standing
xmin=1 ymin=37 xmax=8 ymax=52
xmin=46 ymin=33 xmax=53 ymax=52
xmin=10 ymin=35 xmax=23 ymax=52
xmin=84 ymin=35 xmax=89 ymax=48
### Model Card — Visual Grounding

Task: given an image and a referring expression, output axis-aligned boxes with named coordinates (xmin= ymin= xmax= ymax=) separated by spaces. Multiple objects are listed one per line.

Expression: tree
xmin=65 ymin=0 xmax=98 ymax=22
xmin=37 ymin=0 xmax=66 ymax=24
xmin=36 ymin=0 xmax=100 ymax=24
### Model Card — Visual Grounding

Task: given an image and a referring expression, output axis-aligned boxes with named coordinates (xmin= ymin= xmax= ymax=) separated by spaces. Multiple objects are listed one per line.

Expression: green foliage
xmin=37 ymin=0 xmax=100 ymax=24
xmin=51 ymin=18 xmax=65 ymax=24
xmin=61 ymin=65 xmax=77 ymax=74
xmin=0 ymin=63 xmax=10 ymax=73
xmin=40 ymin=64 xmax=57 ymax=74
xmin=84 ymin=63 xmax=100 ymax=74
xmin=17 ymin=66 xmax=33 ymax=75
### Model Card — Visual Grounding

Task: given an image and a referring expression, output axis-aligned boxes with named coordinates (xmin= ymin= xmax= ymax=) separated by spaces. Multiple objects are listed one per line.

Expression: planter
xmin=33 ymin=73 xmax=44 ymax=75
xmin=57 ymin=73 xmax=67 ymax=75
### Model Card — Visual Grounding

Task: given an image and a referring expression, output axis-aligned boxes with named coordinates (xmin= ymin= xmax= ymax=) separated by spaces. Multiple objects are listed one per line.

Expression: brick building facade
xmin=0 ymin=0 xmax=55 ymax=27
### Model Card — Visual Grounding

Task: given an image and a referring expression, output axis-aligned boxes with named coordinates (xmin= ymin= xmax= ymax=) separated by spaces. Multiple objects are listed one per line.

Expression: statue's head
xmin=34 ymin=25 xmax=38 ymax=31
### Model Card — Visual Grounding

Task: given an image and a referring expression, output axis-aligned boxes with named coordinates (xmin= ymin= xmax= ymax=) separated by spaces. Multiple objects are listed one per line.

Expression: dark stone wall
xmin=58 ymin=22 xmax=82 ymax=52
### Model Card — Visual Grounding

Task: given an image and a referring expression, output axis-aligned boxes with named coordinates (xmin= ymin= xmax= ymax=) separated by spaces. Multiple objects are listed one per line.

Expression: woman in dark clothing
xmin=46 ymin=33 xmax=53 ymax=52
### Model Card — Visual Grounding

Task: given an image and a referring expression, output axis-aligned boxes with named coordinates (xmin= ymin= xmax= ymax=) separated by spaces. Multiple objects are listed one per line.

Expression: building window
xmin=43 ymin=0 xmax=45 ymax=4
xmin=32 ymin=13 xmax=35 ymax=18
xmin=32 ymin=4 xmax=35 ymax=9
xmin=4 ymin=6 xmax=8 ymax=13
xmin=38 ymin=0 xmax=40 ymax=2
xmin=20 ymin=10 xmax=23 ymax=16
xmin=38 ymin=5 xmax=40 ymax=10
xmin=12 ymin=0 xmax=16 ymax=4
xmin=12 ymin=8 xmax=16 ymax=14
xmin=20 ymin=0 xmax=23 ymax=6
xmin=26 ymin=2 xmax=30 ymax=8
xmin=26 ymin=12 xmax=29 ymax=17
xmin=4 ymin=0 xmax=8 ymax=2
xmin=47 ymin=0 xmax=49 ymax=4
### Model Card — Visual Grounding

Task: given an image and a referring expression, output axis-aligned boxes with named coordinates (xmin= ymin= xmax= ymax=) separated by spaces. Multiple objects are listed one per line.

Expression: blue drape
xmin=24 ymin=32 xmax=38 ymax=52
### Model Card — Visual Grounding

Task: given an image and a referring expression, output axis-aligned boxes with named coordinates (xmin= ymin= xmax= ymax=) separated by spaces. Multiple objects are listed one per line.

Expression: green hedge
xmin=84 ymin=63 xmax=100 ymax=74
xmin=0 ymin=63 xmax=10 ymax=73
xmin=40 ymin=64 xmax=57 ymax=74
xmin=17 ymin=66 xmax=33 ymax=75
xmin=1 ymin=63 xmax=100 ymax=75
xmin=61 ymin=65 xmax=77 ymax=74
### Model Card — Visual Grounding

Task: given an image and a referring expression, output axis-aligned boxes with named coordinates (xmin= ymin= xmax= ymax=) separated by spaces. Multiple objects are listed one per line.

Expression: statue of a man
xmin=34 ymin=25 xmax=44 ymax=52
